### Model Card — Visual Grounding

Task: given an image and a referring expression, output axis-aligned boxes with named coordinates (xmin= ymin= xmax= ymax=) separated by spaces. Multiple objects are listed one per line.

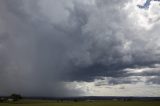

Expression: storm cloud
xmin=0 ymin=0 xmax=160 ymax=97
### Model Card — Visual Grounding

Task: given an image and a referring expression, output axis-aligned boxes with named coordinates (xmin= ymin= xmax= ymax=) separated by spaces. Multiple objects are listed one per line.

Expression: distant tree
xmin=60 ymin=99 xmax=63 ymax=102
xmin=74 ymin=99 xmax=78 ymax=102
xmin=0 ymin=98 xmax=4 ymax=102
xmin=10 ymin=94 xmax=22 ymax=101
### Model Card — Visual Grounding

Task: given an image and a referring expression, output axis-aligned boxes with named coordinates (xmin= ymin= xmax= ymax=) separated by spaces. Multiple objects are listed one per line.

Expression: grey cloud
xmin=0 ymin=0 xmax=160 ymax=96
xmin=94 ymin=77 xmax=140 ymax=86
xmin=147 ymin=76 xmax=160 ymax=84
xmin=0 ymin=0 xmax=82 ymax=97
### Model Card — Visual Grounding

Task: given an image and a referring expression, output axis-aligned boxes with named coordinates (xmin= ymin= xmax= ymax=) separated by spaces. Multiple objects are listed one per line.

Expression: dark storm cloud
xmin=0 ymin=0 xmax=83 ymax=96
xmin=0 ymin=0 xmax=160 ymax=96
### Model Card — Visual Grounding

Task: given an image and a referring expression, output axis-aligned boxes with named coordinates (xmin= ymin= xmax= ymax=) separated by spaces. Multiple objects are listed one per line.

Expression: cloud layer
xmin=0 ymin=0 xmax=160 ymax=96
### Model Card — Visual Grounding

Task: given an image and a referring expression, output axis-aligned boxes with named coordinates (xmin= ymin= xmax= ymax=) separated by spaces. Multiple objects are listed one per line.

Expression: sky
xmin=0 ymin=0 xmax=160 ymax=97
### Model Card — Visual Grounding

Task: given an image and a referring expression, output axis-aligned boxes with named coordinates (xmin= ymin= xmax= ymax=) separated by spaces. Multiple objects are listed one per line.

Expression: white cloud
xmin=124 ymin=65 xmax=160 ymax=74
xmin=124 ymin=0 xmax=160 ymax=30
xmin=66 ymin=77 xmax=160 ymax=96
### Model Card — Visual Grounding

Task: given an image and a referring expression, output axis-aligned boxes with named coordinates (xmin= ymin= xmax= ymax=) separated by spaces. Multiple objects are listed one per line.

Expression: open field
xmin=0 ymin=100 xmax=160 ymax=106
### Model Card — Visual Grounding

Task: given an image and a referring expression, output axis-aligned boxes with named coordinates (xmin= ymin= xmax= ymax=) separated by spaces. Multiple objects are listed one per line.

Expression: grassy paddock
xmin=0 ymin=100 xmax=160 ymax=106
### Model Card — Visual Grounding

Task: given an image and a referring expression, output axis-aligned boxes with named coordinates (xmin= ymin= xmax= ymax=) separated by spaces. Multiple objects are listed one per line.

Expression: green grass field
xmin=0 ymin=100 xmax=160 ymax=106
